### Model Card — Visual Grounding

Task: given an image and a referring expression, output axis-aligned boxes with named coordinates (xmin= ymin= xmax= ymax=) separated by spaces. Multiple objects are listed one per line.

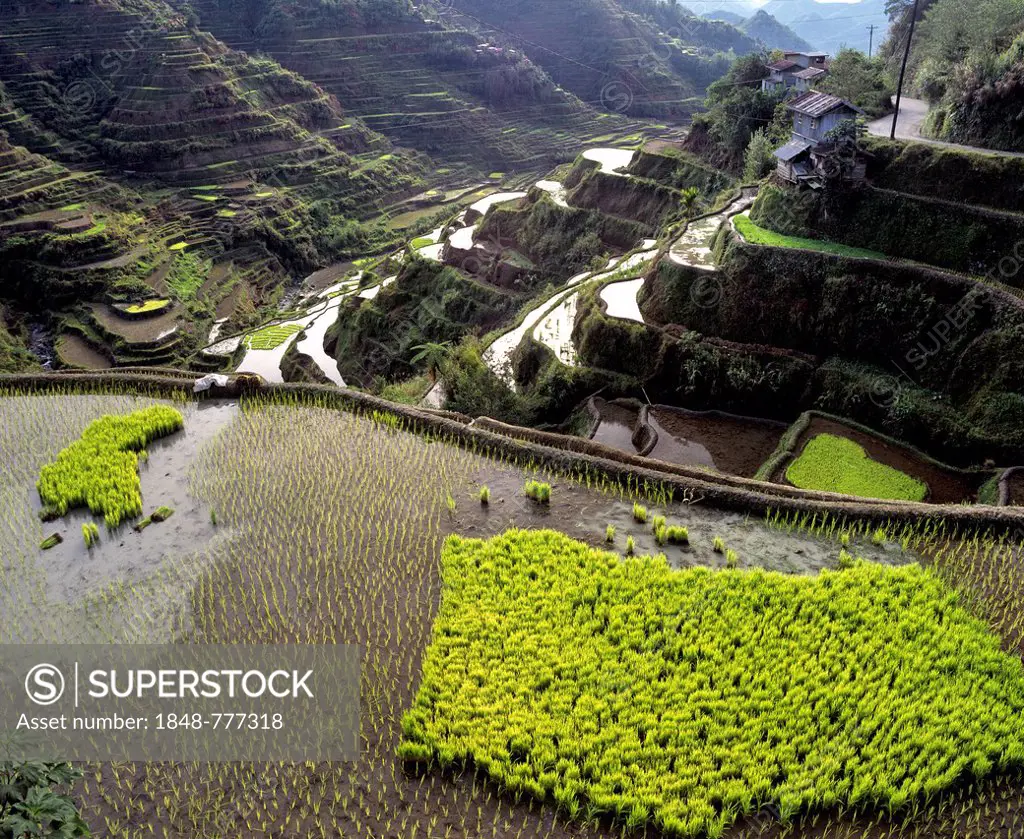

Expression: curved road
xmin=867 ymin=97 xmax=1024 ymax=159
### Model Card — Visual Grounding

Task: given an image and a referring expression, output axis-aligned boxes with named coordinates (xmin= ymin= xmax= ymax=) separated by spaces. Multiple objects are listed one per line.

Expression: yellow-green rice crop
xmin=243 ymin=323 xmax=302 ymax=350
xmin=402 ymin=529 xmax=1024 ymax=839
xmin=36 ymin=406 xmax=184 ymax=527
xmin=787 ymin=434 xmax=927 ymax=502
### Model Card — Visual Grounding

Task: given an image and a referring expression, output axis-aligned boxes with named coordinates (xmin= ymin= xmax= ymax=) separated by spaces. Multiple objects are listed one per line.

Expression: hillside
xmin=429 ymin=0 xmax=760 ymax=119
xmin=0 ymin=0 xmax=678 ymax=373
xmin=882 ymin=0 xmax=1024 ymax=151
xmin=739 ymin=10 xmax=816 ymax=51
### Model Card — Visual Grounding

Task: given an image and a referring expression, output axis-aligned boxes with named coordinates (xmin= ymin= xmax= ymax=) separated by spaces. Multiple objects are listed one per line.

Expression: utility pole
xmin=891 ymin=0 xmax=921 ymax=139
xmin=867 ymin=24 xmax=875 ymax=58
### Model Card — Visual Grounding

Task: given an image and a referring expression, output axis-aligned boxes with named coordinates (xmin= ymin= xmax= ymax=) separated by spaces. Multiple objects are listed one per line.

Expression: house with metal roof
xmin=762 ymin=52 xmax=830 ymax=92
xmin=773 ymin=91 xmax=865 ymax=185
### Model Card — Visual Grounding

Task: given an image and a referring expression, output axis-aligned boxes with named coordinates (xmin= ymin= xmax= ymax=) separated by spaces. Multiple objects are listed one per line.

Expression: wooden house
xmin=773 ymin=91 xmax=865 ymax=186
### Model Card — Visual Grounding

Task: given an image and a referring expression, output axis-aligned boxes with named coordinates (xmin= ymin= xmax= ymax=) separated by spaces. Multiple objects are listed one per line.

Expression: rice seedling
xmin=838 ymin=548 xmax=855 ymax=569
xmin=786 ymin=434 xmax=926 ymax=502
xmin=36 ymin=405 xmax=184 ymax=527
xmin=725 ymin=548 xmax=739 ymax=568
xmin=524 ymin=480 xmax=551 ymax=504
xmin=403 ymin=529 xmax=1024 ymax=839
xmin=654 ymin=521 xmax=667 ymax=546
xmin=479 ymin=486 xmax=491 ymax=505
xmin=39 ymin=533 xmax=62 ymax=550
xmin=873 ymin=527 xmax=889 ymax=545
xmin=605 ymin=524 xmax=615 ymax=543
xmin=665 ymin=525 xmax=689 ymax=545
xmin=712 ymin=535 xmax=725 ymax=553
xmin=134 ymin=505 xmax=175 ymax=532
xmin=3 ymin=385 xmax=1024 ymax=839
xmin=243 ymin=323 xmax=302 ymax=350
xmin=840 ymin=532 xmax=851 ymax=547
xmin=632 ymin=503 xmax=648 ymax=523
xmin=82 ymin=522 xmax=100 ymax=548
xmin=625 ymin=535 xmax=635 ymax=555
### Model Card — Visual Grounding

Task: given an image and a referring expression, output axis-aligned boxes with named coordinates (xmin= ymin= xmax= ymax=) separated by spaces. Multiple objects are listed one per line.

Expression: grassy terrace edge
xmin=2 ymin=372 xmax=1022 ymax=534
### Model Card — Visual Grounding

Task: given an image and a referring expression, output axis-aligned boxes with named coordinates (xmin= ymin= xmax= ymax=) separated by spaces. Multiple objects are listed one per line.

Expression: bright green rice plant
xmin=625 ymin=535 xmax=635 ymax=556
xmin=605 ymin=524 xmax=615 ymax=543
xmin=82 ymin=522 xmax=99 ymax=549
xmin=632 ymin=503 xmax=648 ymax=523
xmin=39 ymin=533 xmax=62 ymax=551
xmin=725 ymin=548 xmax=738 ymax=568
xmin=479 ymin=486 xmax=490 ymax=505
xmin=665 ymin=525 xmax=689 ymax=545
xmin=712 ymin=535 xmax=725 ymax=553
xmin=403 ymin=529 xmax=1024 ymax=839
xmin=524 ymin=480 xmax=551 ymax=504
xmin=36 ymin=406 xmax=184 ymax=528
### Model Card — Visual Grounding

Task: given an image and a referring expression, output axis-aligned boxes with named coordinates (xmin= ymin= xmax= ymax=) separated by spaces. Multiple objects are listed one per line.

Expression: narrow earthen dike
xmin=5 ymin=371 xmax=1022 ymax=533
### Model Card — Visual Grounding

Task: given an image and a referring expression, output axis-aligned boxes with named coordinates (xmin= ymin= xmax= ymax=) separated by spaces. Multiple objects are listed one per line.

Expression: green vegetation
xmin=684 ymin=53 xmax=785 ymax=172
xmin=479 ymin=486 xmax=490 ymax=505
xmin=632 ymin=502 xmax=648 ymax=523
xmin=244 ymin=323 xmax=303 ymax=350
xmin=787 ymin=434 xmax=928 ymax=502
xmin=402 ymin=529 xmax=1024 ymax=838
xmin=134 ymin=505 xmax=175 ymax=532
xmin=410 ymin=236 xmax=434 ymax=249
xmin=166 ymin=252 xmax=210 ymax=302
xmin=713 ymin=535 xmax=725 ymax=553
xmin=734 ymin=214 xmax=886 ymax=259
xmin=123 ymin=299 xmax=171 ymax=315
xmin=524 ymin=480 xmax=551 ymax=503
xmin=39 ymin=533 xmax=62 ymax=550
xmin=82 ymin=521 xmax=100 ymax=548
xmin=0 ymin=762 xmax=89 ymax=838
xmin=884 ymin=0 xmax=1024 ymax=150
xmin=605 ymin=524 xmax=615 ymax=542
xmin=36 ymin=406 xmax=184 ymax=527
xmin=817 ymin=49 xmax=893 ymax=118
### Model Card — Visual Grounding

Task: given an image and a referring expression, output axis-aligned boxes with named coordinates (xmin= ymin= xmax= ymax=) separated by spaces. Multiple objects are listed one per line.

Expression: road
xmin=866 ymin=97 xmax=1024 ymax=158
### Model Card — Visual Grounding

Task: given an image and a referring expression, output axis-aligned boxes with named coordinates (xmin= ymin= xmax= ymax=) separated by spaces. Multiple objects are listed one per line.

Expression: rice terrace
xmin=3 ymin=0 xmax=1024 ymax=834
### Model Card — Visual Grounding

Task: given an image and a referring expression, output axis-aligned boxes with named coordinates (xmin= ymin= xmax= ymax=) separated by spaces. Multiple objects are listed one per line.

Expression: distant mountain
xmin=702 ymin=9 xmax=747 ymax=24
xmin=739 ymin=9 xmax=816 ymax=51
xmin=759 ymin=0 xmax=891 ymax=55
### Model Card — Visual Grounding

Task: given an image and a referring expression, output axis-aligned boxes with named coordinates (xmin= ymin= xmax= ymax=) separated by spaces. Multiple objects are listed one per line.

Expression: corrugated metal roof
xmin=794 ymin=67 xmax=827 ymax=79
xmin=767 ymin=60 xmax=799 ymax=71
xmin=773 ymin=139 xmax=813 ymax=162
xmin=786 ymin=90 xmax=864 ymax=117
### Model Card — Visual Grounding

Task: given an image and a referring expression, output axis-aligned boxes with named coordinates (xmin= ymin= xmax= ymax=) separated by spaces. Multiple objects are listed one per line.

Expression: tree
xmin=742 ymin=128 xmax=776 ymax=180
xmin=686 ymin=52 xmax=786 ymax=172
xmin=818 ymin=49 xmax=894 ymax=117
xmin=410 ymin=341 xmax=452 ymax=383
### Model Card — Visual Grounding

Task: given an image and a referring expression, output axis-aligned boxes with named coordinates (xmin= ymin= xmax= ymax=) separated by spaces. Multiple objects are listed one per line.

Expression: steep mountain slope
xmin=0 ymin=0 xmax=433 ymax=372
xmin=431 ymin=0 xmax=759 ymax=119
xmin=739 ymin=10 xmax=816 ymax=51
xmin=702 ymin=9 xmax=748 ymax=25
xmin=182 ymin=0 xmax=649 ymax=168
